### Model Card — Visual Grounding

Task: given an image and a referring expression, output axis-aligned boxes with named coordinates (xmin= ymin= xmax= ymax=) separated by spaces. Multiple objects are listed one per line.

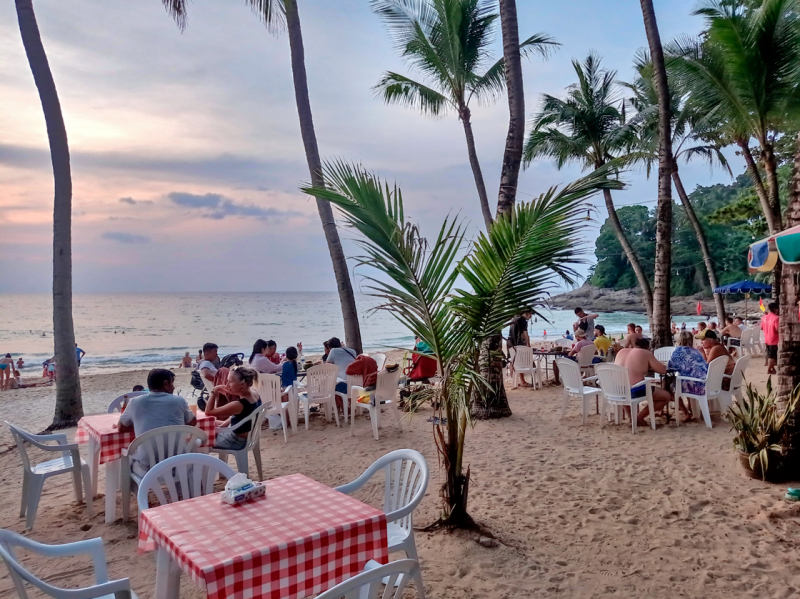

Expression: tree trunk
xmin=762 ymin=143 xmax=784 ymax=232
xmin=738 ymin=139 xmax=778 ymax=234
xmin=495 ymin=0 xmax=524 ymax=219
xmin=602 ymin=188 xmax=654 ymax=322
xmin=285 ymin=0 xmax=362 ymax=354
xmin=459 ymin=105 xmax=493 ymax=230
xmin=471 ymin=335 xmax=512 ymax=419
xmin=15 ymin=0 xmax=83 ymax=428
xmin=639 ymin=0 xmax=673 ymax=349
xmin=672 ymin=169 xmax=726 ymax=323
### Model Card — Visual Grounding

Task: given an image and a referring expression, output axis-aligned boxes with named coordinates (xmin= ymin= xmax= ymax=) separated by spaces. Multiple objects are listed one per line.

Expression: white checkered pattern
xmin=139 ymin=473 xmax=389 ymax=599
xmin=75 ymin=411 xmax=216 ymax=464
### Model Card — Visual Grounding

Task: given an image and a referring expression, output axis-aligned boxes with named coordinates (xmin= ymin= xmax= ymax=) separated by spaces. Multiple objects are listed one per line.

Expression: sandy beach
xmin=0 ymin=359 xmax=798 ymax=599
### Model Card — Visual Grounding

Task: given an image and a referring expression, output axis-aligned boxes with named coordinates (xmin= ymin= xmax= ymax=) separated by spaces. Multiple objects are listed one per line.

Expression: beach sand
xmin=1 ymin=357 xmax=798 ymax=598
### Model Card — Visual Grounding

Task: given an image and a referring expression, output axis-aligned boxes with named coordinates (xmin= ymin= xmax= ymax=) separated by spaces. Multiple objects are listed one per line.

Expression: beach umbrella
xmin=748 ymin=224 xmax=800 ymax=272
xmin=713 ymin=280 xmax=773 ymax=321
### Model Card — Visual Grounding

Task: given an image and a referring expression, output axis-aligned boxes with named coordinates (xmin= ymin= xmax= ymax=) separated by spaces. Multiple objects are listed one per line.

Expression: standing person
xmin=509 ymin=307 xmax=533 ymax=387
xmin=75 ymin=344 xmax=85 ymax=367
xmin=195 ymin=349 xmax=203 ymax=367
xmin=179 ymin=352 xmax=193 ymax=368
xmin=15 ymin=358 xmax=24 ymax=370
xmin=0 ymin=354 xmax=13 ymax=391
xmin=249 ymin=339 xmax=282 ymax=374
xmin=205 ymin=365 xmax=262 ymax=452
xmin=197 ymin=343 xmax=221 ymax=384
xmin=761 ymin=302 xmax=780 ymax=374
xmin=573 ymin=308 xmax=599 ymax=341
xmin=326 ymin=337 xmax=357 ymax=394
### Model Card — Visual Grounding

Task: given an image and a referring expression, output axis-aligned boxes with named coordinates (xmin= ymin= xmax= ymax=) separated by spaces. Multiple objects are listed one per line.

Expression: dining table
xmin=75 ymin=410 xmax=216 ymax=523
xmin=138 ymin=473 xmax=389 ymax=599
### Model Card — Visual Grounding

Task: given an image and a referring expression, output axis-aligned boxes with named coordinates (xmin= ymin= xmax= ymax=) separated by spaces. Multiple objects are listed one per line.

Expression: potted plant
xmin=728 ymin=380 xmax=800 ymax=481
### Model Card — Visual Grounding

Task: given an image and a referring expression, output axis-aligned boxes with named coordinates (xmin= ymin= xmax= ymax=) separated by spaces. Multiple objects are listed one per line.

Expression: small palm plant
xmin=729 ymin=380 xmax=800 ymax=481
xmin=305 ymin=160 xmax=619 ymax=525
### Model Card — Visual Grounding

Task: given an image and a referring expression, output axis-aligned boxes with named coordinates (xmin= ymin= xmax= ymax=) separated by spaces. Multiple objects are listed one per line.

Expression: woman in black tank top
xmin=205 ymin=365 xmax=262 ymax=451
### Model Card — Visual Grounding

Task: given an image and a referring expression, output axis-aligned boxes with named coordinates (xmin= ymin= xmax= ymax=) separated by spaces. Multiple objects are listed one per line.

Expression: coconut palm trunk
xmin=738 ymin=140 xmax=778 ymax=234
xmin=639 ymin=0 xmax=673 ymax=348
xmin=284 ymin=0 xmax=362 ymax=354
xmin=672 ymin=168 xmax=725 ymax=322
xmin=15 ymin=0 xmax=83 ymax=427
xmin=495 ymin=0 xmax=525 ymax=218
xmin=459 ymin=105 xmax=493 ymax=229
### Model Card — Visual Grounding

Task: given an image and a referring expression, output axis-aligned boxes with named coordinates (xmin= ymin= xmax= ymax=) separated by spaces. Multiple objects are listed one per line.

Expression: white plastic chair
xmin=136 ymin=454 xmax=236 ymax=515
xmin=315 ymin=559 xmax=422 ymax=599
xmin=555 ymin=359 xmax=602 ymax=425
xmin=739 ymin=329 xmax=753 ymax=356
xmin=372 ymin=353 xmax=387 ymax=371
xmin=213 ymin=403 xmax=268 ymax=480
xmin=255 ymin=374 xmax=292 ymax=443
xmin=336 ymin=374 xmax=363 ymax=425
xmin=594 ymin=364 xmax=657 ymax=434
xmin=120 ymin=425 xmax=207 ymax=523
xmin=6 ymin=422 xmax=94 ymax=530
xmin=653 ymin=346 xmax=676 ymax=366
xmin=301 ymin=364 xmax=339 ymax=428
xmin=107 ymin=391 xmax=147 ymax=414
xmin=511 ymin=346 xmax=542 ymax=389
xmin=350 ymin=368 xmax=403 ymax=440
xmin=719 ymin=354 xmax=751 ymax=411
xmin=675 ymin=356 xmax=729 ymax=429
xmin=336 ymin=450 xmax=429 ymax=597
xmin=576 ymin=344 xmax=599 ymax=378
xmin=0 ymin=529 xmax=137 ymax=599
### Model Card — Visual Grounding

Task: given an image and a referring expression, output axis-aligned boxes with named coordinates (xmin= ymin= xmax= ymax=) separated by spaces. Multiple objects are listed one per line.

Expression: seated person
xmin=264 ymin=340 xmax=281 ymax=365
xmin=249 ymin=339 xmax=282 ymax=374
xmin=593 ymin=325 xmax=613 ymax=356
xmin=326 ymin=337 xmax=357 ymax=394
xmin=197 ymin=342 xmax=221 ymax=384
xmin=635 ymin=325 xmax=648 ymax=339
xmin=132 ymin=384 xmax=145 ymax=392
xmin=708 ymin=322 xmax=719 ymax=332
xmin=204 ymin=365 xmax=262 ymax=451
xmin=321 ymin=340 xmax=331 ymax=363
xmin=179 ymin=352 xmax=193 ymax=368
xmin=694 ymin=322 xmax=708 ymax=340
xmin=734 ymin=316 xmax=746 ymax=331
xmin=668 ymin=331 xmax=708 ymax=420
xmin=281 ymin=346 xmax=299 ymax=397
xmin=614 ymin=338 xmax=671 ymax=427
xmin=615 ymin=323 xmax=641 ymax=352
xmin=414 ymin=335 xmax=433 ymax=354
xmin=568 ymin=329 xmax=597 ymax=358
xmin=118 ymin=369 xmax=197 ymax=476
xmin=720 ymin=317 xmax=742 ymax=350
xmin=701 ymin=330 xmax=735 ymax=388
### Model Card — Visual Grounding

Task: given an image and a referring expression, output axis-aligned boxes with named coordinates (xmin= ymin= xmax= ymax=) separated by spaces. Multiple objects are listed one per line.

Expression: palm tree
xmin=624 ymin=55 xmax=730 ymax=324
xmin=14 ymin=0 xmax=82 ymax=428
xmin=371 ymin=0 xmax=556 ymax=230
xmin=305 ymin=160 xmax=619 ymax=525
xmin=523 ymin=54 xmax=655 ymax=322
xmin=496 ymin=0 xmax=526 ymax=218
xmin=638 ymin=0 xmax=674 ymax=349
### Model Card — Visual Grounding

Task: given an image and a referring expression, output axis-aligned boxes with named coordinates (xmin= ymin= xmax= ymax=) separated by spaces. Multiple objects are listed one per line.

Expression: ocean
xmin=0 ymin=293 xmax=705 ymax=375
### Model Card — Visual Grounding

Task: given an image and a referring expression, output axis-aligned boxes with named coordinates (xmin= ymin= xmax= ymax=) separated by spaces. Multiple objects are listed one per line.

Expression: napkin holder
xmin=221 ymin=472 xmax=266 ymax=505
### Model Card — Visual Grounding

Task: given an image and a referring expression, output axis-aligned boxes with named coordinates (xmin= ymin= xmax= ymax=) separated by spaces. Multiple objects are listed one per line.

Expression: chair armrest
xmin=39 ymin=441 xmax=81 ymax=453
xmin=722 ymin=374 xmax=732 ymax=380
xmin=583 ymin=376 xmax=598 ymax=383
xmin=676 ymin=375 xmax=707 ymax=383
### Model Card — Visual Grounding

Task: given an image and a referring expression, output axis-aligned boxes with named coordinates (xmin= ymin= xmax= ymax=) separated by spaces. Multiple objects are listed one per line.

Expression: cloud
xmin=119 ymin=197 xmax=152 ymax=205
xmin=167 ymin=191 xmax=301 ymax=221
xmin=102 ymin=231 xmax=150 ymax=244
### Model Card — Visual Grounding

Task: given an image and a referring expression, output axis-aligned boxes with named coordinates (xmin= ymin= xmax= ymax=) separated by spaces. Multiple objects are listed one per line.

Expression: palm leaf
xmin=374 ymin=72 xmax=452 ymax=115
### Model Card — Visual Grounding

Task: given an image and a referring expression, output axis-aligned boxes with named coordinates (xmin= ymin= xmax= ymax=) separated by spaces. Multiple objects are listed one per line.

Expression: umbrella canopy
xmin=714 ymin=281 xmax=773 ymax=295
xmin=748 ymin=224 xmax=800 ymax=272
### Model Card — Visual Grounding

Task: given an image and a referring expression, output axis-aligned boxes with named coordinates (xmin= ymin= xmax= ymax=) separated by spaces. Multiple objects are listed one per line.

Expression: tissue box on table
xmin=221 ymin=472 xmax=267 ymax=505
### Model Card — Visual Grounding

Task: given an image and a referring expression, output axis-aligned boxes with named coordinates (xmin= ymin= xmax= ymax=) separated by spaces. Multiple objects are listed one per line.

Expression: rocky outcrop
xmin=549 ymin=284 xmax=759 ymax=318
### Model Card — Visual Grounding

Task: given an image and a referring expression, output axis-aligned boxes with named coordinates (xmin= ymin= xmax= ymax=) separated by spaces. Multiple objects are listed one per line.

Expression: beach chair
xmin=371 ymin=353 xmax=387 ymax=371
xmin=315 ymin=559 xmax=422 ymax=599
xmin=675 ymin=356 xmax=728 ymax=429
xmin=301 ymin=364 xmax=339 ymax=428
xmin=511 ymin=346 xmax=542 ymax=389
xmin=576 ymin=344 xmax=599 ymax=378
xmin=336 ymin=450 xmax=428 ymax=596
xmin=120 ymin=426 xmax=207 ymax=523
xmin=213 ymin=403 xmax=268 ymax=480
xmin=107 ymin=391 xmax=147 ymax=413
xmin=350 ymin=368 xmax=402 ymax=440
xmin=336 ymin=374 xmax=363 ymax=425
xmin=136 ymin=454 xmax=236 ymax=515
xmin=6 ymin=422 xmax=94 ymax=530
xmin=555 ymin=359 xmax=602 ymax=425
xmin=594 ymin=364 xmax=657 ymax=434
xmin=0 ymin=529 xmax=138 ymax=599
xmin=719 ymin=354 xmax=750 ymax=412
xmin=739 ymin=329 xmax=752 ymax=356
xmin=653 ymin=346 xmax=676 ymax=366
xmin=255 ymin=373 xmax=293 ymax=443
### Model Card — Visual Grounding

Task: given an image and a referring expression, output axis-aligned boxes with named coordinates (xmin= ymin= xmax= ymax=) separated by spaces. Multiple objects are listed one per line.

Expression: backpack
xmin=190 ymin=370 xmax=206 ymax=391
xmin=220 ymin=353 xmax=244 ymax=369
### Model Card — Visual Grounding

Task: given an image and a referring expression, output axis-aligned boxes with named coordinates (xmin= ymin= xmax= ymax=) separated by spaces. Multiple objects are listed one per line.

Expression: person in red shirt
xmin=761 ymin=302 xmax=780 ymax=374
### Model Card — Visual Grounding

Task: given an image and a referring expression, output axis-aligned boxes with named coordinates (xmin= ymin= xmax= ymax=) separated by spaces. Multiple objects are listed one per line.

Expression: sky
xmin=0 ymin=0 xmax=745 ymax=294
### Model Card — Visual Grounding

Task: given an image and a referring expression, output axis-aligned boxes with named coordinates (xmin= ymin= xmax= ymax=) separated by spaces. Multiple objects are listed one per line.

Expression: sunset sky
xmin=0 ymin=0 xmax=743 ymax=294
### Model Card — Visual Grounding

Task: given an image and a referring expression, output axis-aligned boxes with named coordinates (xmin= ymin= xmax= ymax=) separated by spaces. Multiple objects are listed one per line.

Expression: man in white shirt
xmin=197 ymin=342 xmax=220 ymax=383
xmin=734 ymin=317 xmax=747 ymax=332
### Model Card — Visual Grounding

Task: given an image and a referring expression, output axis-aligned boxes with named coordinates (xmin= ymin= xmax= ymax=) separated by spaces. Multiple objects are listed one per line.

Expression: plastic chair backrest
xmin=126 ymin=425 xmax=207 ymax=469
xmin=513 ymin=346 xmax=533 ymax=370
xmin=705 ymin=356 xmax=729 ymax=396
xmin=654 ymin=346 xmax=676 ymax=365
xmin=5 ymin=423 xmax=71 ymax=473
xmin=371 ymin=353 xmax=387 ymax=371
xmin=345 ymin=374 xmax=363 ymax=395
xmin=107 ymin=391 xmax=147 ymax=414
xmin=306 ymin=364 xmax=338 ymax=399
xmin=555 ymin=358 xmax=583 ymax=394
xmin=374 ymin=368 xmax=402 ymax=403
xmin=335 ymin=449 xmax=429 ymax=535
xmin=314 ymin=559 xmax=420 ymax=599
xmin=595 ymin=363 xmax=633 ymax=401
xmin=201 ymin=375 xmax=215 ymax=394
xmin=577 ymin=343 xmax=598 ymax=367
xmin=229 ymin=404 xmax=268 ymax=451
xmin=740 ymin=329 xmax=751 ymax=348
xmin=730 ymin=354 xmax=751 ymax=391
xmin=137 ymin=453 xmax=236 ymax=512
xmin=254 ymin=374 xmax=282 ymax=410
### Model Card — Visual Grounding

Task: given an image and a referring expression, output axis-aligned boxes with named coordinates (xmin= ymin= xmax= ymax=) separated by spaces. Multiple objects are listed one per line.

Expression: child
xmin=281 ymin=347 xmax=299 ymax=400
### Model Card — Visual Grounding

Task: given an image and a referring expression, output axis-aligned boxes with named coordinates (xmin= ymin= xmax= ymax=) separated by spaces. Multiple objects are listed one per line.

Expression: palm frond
xmin=374 ymin=72 xmax=452 ymax=115
xmin=243 ymin=0 xmax=286 ymax=33
xmin=161 ymin=0 xmax=188 ymax=30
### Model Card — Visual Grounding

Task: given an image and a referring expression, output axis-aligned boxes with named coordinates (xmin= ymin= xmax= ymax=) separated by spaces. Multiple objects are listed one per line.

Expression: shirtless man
xmin=614 ymin=338 xmax=670 ymax=427
xmin=615 ymin=323 xmax=642 ymax=352
xmin=701 ymin=331 xmax=735 ymax=383
xmin=720 ymin=317 xmax=742 ymax=355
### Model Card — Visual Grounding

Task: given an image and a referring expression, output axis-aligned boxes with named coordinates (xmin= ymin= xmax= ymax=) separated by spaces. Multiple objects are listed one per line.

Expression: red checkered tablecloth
xmin=138 ymin=473 xmax=389 ymax=599
xmin=75 ymin=411 xmax=216 ymax=464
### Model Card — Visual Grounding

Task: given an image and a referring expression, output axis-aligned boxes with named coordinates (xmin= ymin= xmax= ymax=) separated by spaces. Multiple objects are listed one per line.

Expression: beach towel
xmin=406 ymin=353 xmax=438 ymax=382
xmin=346 ymin=355 xmax=378 ymax=388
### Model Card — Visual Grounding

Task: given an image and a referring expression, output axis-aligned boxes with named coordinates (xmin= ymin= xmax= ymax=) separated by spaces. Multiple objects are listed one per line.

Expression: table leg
xmin=155 ymin=547 xmax=181 ymax=599
xmin=104 ymin=459 xmax=120 ymax=524
xmin=87 ymin=437 xmax=100 ymax=498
